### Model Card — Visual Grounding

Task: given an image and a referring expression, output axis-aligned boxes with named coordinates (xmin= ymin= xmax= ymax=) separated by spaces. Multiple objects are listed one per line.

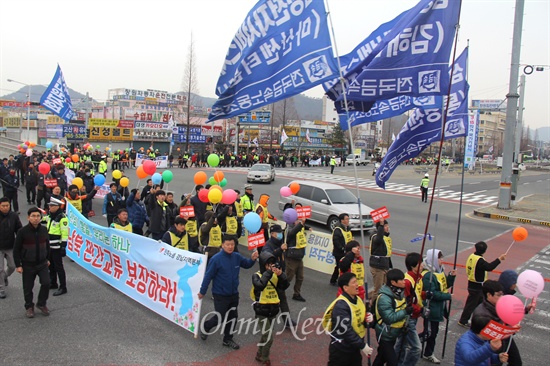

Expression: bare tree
xmin=181 ymin=33 xmax=200 ymax=152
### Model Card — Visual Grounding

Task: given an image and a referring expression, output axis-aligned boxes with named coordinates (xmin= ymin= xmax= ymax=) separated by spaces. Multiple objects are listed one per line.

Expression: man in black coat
xmin=0 ymin=197 xmax=23 ymax=299
xmin=3 ymin=167 xmax=20 ymax=214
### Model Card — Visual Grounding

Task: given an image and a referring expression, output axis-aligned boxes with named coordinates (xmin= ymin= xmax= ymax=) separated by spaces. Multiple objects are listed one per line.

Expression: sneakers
xmin=222 ymin=339 xmax=240 ymax=350
xmin=53 ymin=288 xmax=67 ymax=296
xmin=292 ymin=294 xmax=306 ymax=302
xmin=423 ymin=354 xmax=441 ymax=364
xmin=0 ymin=290 xmax=6 ymax=299
xmin=457 ymin=321 xmax=470 ymax=329
xmin=26 ymin=307 xmax=35 ymax=318
xmin=200 ymin=332 xmax=208 ymax=341
xmin=37 ymin=305 xmax=50 ymax=316
xmin=255 ymin=351 xmax=262 ymax=362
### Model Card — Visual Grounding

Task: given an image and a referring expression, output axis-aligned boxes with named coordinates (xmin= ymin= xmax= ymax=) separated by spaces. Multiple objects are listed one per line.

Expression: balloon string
xmin=504 ymin=240 xmax=516 ymax=255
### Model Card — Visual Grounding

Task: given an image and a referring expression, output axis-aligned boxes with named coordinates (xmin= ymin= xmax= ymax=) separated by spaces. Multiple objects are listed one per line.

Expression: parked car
xmin=247 ymin=163 xmax=276 ymax=184
xmin=278 ymin=180 xmax=374 ymax=231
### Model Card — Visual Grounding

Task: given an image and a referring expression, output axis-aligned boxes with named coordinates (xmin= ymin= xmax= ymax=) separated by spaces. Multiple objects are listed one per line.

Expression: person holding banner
xmin=454 ymin=315 xmax=508 ymax=366
xmin=330 ymin=214 xmax=353 ymax=286
xmin=199 ymin=235 xmax=259 ymax=350
xmin=110 ymin=209 xmax=132 ymax=233
xmin=161 ymin=216 xmax=199 ymax=253
xmin=458 ymin=241 xmax=506 ymax=328
xmin=472 ymin=280 xmax=523 ymax=365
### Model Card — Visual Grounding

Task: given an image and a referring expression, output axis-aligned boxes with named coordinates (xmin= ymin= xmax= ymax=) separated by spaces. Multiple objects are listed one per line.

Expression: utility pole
xmin=514 ymin=74 xmax=526 ymax=163
xmin=498 ymin=0 xmax=524 ymax=209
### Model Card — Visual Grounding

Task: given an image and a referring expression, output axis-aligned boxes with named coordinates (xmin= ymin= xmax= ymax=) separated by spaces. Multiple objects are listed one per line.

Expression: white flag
xmin=253 ymin=137 xmax=259 ymax=147
xmin=392 ymin=133 xmax=396 ymax=142
xmin=306 ymin=129 xmax=311 ymax=143
xmin=488 ymin=145 xmax=494 ymax=153
xmin=280 ymin=129 xmax=289 ymax=145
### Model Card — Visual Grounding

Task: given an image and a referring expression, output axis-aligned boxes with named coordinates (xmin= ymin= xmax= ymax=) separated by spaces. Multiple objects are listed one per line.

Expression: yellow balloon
xmin=120 ymin=177 xmax=130 ymax=187
xmin=208 ymin=188 xmax=222 ymax=204
xmin=112 ymin=170 xmax=122 ymax=180
xmin=73 ymin=177 xmax=84 ymax=189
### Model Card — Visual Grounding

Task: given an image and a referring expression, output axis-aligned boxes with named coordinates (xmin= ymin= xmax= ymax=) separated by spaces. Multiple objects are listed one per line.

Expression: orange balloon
xmin=72 ymin=154 xmax=79 ymax=162
xmin=213 ymin=171 xmax=224 ymax=183
xmin=512 ymin=227 xmax=528 ymax=241
xmin=289 ymin=182 xmax=300 ymax=194
xmin=136 ymin=165 xmax=148 ymax=179
xmin=194 ymin=171 xmax=207 ymax=185
xmin=210 ymin=185 xmax=223 ymax=192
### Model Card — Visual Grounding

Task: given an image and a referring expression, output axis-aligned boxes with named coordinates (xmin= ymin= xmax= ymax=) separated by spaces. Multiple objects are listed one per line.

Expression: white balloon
xmin=25 ymin=148 xmax=33 ymax=157
xmin=517 ymin=269 xmax=545 ymax=298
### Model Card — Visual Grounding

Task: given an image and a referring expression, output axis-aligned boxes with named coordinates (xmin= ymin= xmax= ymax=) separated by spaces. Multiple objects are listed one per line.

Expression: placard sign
xmin=480 ymin=320 xmax=518 ymax=340
xmin=44 ymin=178 xmax=58 ymax=188
xmin=296 ymin=206 xmax=312 ymax=219
xmin=370 ymin=206 xmax=390 ymax=223
xmin=248 ymin=230 xmax=265 ymax=250
xmin=179 ymin=206 xmax=195 ymax=218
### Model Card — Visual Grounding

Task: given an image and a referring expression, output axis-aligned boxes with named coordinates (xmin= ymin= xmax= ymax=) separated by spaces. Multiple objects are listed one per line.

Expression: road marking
xmin=469 ymin=182 xmax=481 ymax=185
xmin=472 ymin=190 xmax=487 ymax=194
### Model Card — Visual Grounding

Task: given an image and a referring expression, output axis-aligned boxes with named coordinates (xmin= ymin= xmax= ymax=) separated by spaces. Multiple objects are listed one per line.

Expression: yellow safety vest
xmin=404 ymin=273 xmax=424 ymax=309
xmin=234 ymin=201 xmax=244 ymax=218
xmin=433 ymin=272 xmax=449 ymax=293
xmin=66 ymin=197 xmax=82 ymax=213
xmin=43 ymin=214 xmax=69 ymax=246
xmin=199 ymin=225 xmax=222 ymax=247
xmin=250 ymin=272 xmax=280 ymax=304
xmin=335 ymin=226 xmax=353 ymax=244
xmin=112 ymin=222 xmax=132 ymax=232
xmin=169 ymin=231 xmax=189 ymax=251
xmin=323 ymin=295 xmax=366 ymax=338
xmin=225 ymin=216 xmax=238 ymax=235
xmin=375 ymin=293 xmax=407 ymax=328
xmin=186 ymin=219 xmax=198 ymax=238
xmin=241 ymin=195 xmax=253 ymax=211
xmin=421 ymin=177 xmax=430 ymax=188
xmin=350 ymin=262 xmax=365 ymax=284
xmin=295 ymin=229 xmax=307 ymax=249
xmin=256 ymin=203 xmax=270 ymax=223
xmin=370 ymin=235 xmax=392 ymax=257
xmin=466 ymin=254 xmax=487 ymax=283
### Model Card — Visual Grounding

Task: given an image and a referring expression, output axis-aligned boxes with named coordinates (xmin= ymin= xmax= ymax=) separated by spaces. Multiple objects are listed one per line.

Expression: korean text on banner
xmin=65 ymin=203 xmax=207 ymax=335
xmin=135 ymin=153 xmax=168 ymax=169
xmin=248 ymin=231 xmax=265 ymax=250
xmin=40 ymin=65 xmax=75 ymax=121
xmin=480 ymin=320 xmax=519 ymax=340
xmin=302 ymin=230 xmax=336 ymax=275
xmin=370 ymin=206 xmax=390 ymax=223
xmin=296 ymin=206 xmax=311 ymax=219
xmin=208 ymin=0 xmax=336 ymax=122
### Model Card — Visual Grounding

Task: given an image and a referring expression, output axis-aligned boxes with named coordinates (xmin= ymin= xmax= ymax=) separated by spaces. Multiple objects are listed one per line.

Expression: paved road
xmin=1 ymin=165 xmax=548 ymax=365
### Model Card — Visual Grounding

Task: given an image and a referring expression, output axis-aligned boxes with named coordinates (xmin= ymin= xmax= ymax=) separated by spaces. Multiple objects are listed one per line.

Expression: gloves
xmin=361 ymin=344 xmax=373 ymax=357
xmin=425 ymin=291 xmax=434 ymax=300
xmin=365 ymin=312 xmax=373 ymax=323
xmin=405 ymin=306 xmax=414 ymax=315
xmin=102 ymin=214 xmax=107 ymax=218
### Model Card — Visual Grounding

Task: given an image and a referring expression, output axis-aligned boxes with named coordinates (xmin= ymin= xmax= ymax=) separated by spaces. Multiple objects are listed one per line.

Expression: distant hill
xmin=1 ymin=85 xmax=88 ymax=105
xmin=535 ymin=126 xmax=550 ymax=142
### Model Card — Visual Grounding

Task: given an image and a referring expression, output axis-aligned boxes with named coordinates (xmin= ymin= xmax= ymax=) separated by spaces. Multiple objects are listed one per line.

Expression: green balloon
xmin=207 ymin=153 xmax=220 ymax=167
xmin=96 ymin=145 xmax=100 ymax=148
xmin=162 ymin=170 xmax=173 ymax=183
xmin=219 ymin=178 xmax=227 ymax=187
xmin=208 ymin=176 xmax=217 ymax=186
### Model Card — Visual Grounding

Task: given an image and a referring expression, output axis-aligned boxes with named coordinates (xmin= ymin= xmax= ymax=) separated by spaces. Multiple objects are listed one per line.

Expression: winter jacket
xmin=422 ymin=271 xmax=454 ymax=322
xmin=199 ymin=250 xmax=256 ymax=296
xmin=25 ymin=169 xmax=39 ymax=187
xmin=2 ymin=174 xmax=19 ymax=193
xmin=455 ymin=330 xmax=501 ymax=366
xmin=190 ymin=194 xmax=207 ymax=224
xmin=328 ymin=292 xmax=367 ymax=353
xmin=263 ymin=236 xmax=286 ymax=271
xmin=332 ymin=223 xmax=350 ymax=258
xmin=13 ymin=223 xmax=50 ymax=267
xmin=103 ymin=192 xmax=125 ymax=216
xmin=374 ymin=284 xmax=409 ymax=342
xmin=472 ymin=299 xmax=500 ymax=322
xmin=0 ymin=211 xmax=23 ymax=250
xmin=126 ymin=192 xmax=149 ymax=229
xmin=286 ymin=222 xmax=308 ymax=259
xmin=148 ymin=197 xmax=170 ymax=235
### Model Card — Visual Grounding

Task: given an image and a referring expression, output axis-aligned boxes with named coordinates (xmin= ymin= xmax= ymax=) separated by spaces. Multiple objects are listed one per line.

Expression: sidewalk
xmin=473 ymin=193 xmax=550 ymax=227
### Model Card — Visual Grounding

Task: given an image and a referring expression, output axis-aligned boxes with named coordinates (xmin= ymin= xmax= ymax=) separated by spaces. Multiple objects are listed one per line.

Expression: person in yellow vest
xmin=200 ymin=211 xmax=223 ymax=261
xmin=421 ymin=249 xmax=456 ymax=364
xmin=394 ymin=252 xmax=425 ymax=365
xmin=65 ymin=184 xmax=99 ymax=214
xmin=420 ymin=173 xmax=430 ymax=203
xmin=285 ymin=210 xmax=312 ymax=303
xmin=323 ymin=272 xmax=374 ymax=366
xmin=251 ymin=252 xmax=290 ymax=366
xmin=330 ymin=156 xmax=336 ymax=174
xmin=161 ymin=216 xmax=199 ymax=253
xmin=217 ymin=204 xmax=242 ymax=249
xmin=330 ymin=213 xmax=353 ymax=286
xmin=372 ymin=269 xmax=413 ymax=366
xmin=255 ymin=194 xmax=277 ymax=251
xmin=240 ymin=185 xmax=254 ymax=213
xmin=98 ymin=156 xmax=108 ymax=176
xmin=43 ymin=198 xmax=69 ymax=296
xmin=233 ymin=189 xmax=245 ymax=235
xmin=368 ymin=218 xmax=392 ymax=299
xmin=110 ymin=208 xmax=132 ymax=232
xmin=458 ymin=241 xmax=505 ymax=328
xmin=337 ymin=241 xmax=365 ymax=300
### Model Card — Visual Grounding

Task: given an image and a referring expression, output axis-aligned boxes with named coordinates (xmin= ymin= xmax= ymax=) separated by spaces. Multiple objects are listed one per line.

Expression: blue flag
xmin=40 ymin=65 xmax=75 ymax=121
xmin=208 ymin=0 xmax=336 ymax=122
xmin=333 ymin=0 xmax=461 ymax=105
xmin=375 ymin=47 xmax=469 ymax=189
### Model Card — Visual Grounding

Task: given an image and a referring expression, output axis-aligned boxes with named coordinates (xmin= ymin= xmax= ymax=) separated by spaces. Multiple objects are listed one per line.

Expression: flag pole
xmin=326 ymin=0 xmax=369 ymax=363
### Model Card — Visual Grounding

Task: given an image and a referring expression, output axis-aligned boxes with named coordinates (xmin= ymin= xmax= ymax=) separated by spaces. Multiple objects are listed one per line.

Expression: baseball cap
xmin=270 ymin=224 xmax=283 ymax=233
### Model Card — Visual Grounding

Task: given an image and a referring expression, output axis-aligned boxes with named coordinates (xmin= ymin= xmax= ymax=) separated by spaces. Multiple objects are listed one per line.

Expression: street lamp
xmin=7 ymin=79 xmax=31 ymax=140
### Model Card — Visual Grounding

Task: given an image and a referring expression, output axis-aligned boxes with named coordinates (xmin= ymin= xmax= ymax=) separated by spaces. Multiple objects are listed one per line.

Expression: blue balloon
xmin=283 ymin=208 xmax=298 ymax=224
xmin=243 ymin=213 xmax=262 ymax=234
xmin=45 ymin=141 xmax=53 ymax=149
xmin=94 ymin=174 xmax=106 ymax=186
xmin=152 ymin=172 xmax=162 ymax=185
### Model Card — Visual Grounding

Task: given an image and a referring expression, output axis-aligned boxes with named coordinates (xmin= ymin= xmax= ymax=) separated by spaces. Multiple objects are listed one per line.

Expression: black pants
xmin=37 ymin=189 xmax=49 ymax=209
xmin=330 ymin=254 xmax=344 ymax=284
xmin=328 ymin=343 xmax=362 ymax=366
xmin=421 ymin=187 xmax=428 ymax=202
xmin=373 ymin=338 xmax=398 ymax=366
xmin=22 ymin=261 xmax=50 ymax=309
xmin=203 ymin=293 xmax=239 ymax=342
xmin=107 ymin=214 xmax=116 ymax=226
xmin=132 ymin=227 xmax=143 ymax=235
xmin=151 ymin=231 xmax=163 ymax=241
xmin=26 ymin=185 xmax=36 ymax=203
xmin=331 ymin=165 xmax=335 ymax=174
xmin=5 ymin=191 xmax=19 ymax=212
xmin=459 ymin=288 xmax=483 ymax=324
xmin=49 ymin=248 xmax=66 ymax=289
xmin=423 ymin=320 xmax=440 ymax=357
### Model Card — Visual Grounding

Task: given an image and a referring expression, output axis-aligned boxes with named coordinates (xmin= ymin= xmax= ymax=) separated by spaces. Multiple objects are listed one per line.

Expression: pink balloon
xmin=280 ymin=186 xmax=292 ymax=197
xmin=142 ymin=160 xmax=157 ymax=175
xmin=25 ymin=149 xmax=33 ymax=157
xmin=221 ymin=189 xmax=238 ymax=205
xmin=517 ymin=270 xmax=545 ymax=298
xmin=496 ymin=295 xmax=525 ymax=325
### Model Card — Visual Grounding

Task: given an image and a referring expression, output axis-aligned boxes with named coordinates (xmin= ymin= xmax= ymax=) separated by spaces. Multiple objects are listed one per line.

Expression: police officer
xmin=241 ymin=185 xmax=255 ymax=213
xmin=43 ymin=197 xmax=69 ymax=296
xmin=98 ymin=156 xmax=108 ymax=176
xmin=420 ymin=173 xmax=430 ymax=203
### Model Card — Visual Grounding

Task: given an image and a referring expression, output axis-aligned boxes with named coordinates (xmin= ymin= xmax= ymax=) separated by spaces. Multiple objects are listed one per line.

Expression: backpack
xmin=370 ymin=293 xmax=395 ymax=327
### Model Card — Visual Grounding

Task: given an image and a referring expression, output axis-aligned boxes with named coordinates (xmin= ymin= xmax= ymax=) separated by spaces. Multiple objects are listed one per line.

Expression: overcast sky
xmin=1 ymin=0 xmax=548 ymax=130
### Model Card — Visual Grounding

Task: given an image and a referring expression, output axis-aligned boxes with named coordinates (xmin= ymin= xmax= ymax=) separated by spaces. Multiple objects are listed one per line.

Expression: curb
xmin=473 ymin=209 xmax=550 ymax=227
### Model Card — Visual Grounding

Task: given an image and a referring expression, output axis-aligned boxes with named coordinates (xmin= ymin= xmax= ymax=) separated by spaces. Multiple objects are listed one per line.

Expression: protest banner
xmin=370 ymin=206 xmax=390 ymax=223
xmin=248 ymin=231 xmax=265 ymax=250
xmin=296 ymin=206 xmax=312 ymax=219
xmin=480 ymin=320 xmax=519 ymax=340
xmin=135 ymin=153 xmax=168 ymax=168
xmin=179 ymin=206 xmax=195 ymax=218
xmin=66 ymin=203 xmax=207 ymax=335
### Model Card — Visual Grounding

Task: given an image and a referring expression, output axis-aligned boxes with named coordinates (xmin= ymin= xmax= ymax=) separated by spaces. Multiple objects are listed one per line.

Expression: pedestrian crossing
xmin=225 ymin=167 xmax=498 ymax=205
